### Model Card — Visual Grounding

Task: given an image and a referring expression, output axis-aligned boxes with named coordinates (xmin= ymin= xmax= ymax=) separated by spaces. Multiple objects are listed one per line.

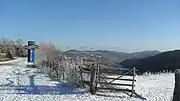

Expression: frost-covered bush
xmin=142 ymin=70 xmax=173 ymax=76
xmin=35 ymin=42 xmax=84 ymax=86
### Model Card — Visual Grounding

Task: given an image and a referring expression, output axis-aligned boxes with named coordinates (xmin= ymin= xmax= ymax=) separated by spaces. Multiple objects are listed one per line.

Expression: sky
xmin=0 ymin=0 xmax=180 ymax=52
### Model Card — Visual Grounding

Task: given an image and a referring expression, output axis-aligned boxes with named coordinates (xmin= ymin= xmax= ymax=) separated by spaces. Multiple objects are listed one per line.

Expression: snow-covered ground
xmin=0 ymin=59 xmax=175 ymax=101
xmin=0 ymin=57 xmax=23 ymax=65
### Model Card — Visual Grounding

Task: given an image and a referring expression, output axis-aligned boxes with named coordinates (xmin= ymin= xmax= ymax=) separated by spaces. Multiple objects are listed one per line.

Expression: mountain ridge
xmin=64 ymin=49 xmax=161 ymax=66
xmin=120 ymin=50 xmax=180 ymax=73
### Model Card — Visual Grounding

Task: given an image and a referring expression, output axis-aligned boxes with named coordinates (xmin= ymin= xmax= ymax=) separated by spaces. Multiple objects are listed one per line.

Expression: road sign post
xmin=24 ymin=41 xmax=39 ymax=67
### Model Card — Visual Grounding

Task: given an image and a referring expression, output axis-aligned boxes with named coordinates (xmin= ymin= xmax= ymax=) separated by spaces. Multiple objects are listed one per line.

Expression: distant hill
xmin=63 ymin=50 xmax=161 ymax=66
xmin=120 ymin=50 xmax=180 ymax=73
xmin=128 ymin=50 xmax=161 ymax=59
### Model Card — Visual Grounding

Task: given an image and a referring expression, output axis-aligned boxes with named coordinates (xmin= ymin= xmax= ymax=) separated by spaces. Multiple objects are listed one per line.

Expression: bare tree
xmin=36 ymin=42 xmax=60 ymax=63
xmin=0 ymin=37 xmax=27 ymax=57
xmin=14 ymin=39 xmax=26 ymax=57
xmin=36 ymin=41 xmax=84 ymax=86
xmin=0 ymin=38 xmax=15 ymax=57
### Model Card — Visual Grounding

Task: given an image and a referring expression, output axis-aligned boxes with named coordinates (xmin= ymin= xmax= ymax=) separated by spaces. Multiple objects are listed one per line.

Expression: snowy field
xmin=0 ymin=58 xmax=175 ymax=101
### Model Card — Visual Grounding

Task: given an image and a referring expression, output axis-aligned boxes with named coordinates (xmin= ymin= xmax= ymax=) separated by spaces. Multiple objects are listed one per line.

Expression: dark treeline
xmin=120 ymin=50 xmax=180 ymax=74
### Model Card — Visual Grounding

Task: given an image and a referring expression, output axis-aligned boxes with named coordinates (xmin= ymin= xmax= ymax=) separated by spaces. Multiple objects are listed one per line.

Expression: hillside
xmin=64 ymin=50 xmax=161 ymax=66
xmin=120 ymin=50 xmax=180 ymax=73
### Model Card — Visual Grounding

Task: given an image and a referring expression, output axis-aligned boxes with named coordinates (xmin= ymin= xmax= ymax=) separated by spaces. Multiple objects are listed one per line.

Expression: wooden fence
xmin=80 ymin=62 xmax=137 ymax=96
xmin=173 ymin=69 xmax=180 ymax=101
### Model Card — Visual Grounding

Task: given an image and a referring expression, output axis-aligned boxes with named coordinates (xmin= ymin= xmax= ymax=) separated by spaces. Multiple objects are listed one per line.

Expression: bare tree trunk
xmin=173 ymin=69 xmax=180 ymax=101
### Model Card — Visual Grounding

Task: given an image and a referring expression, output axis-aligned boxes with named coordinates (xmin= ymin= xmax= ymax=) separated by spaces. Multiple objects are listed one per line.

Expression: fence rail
xmin=80 ymin=62 xmax=137 ymax=97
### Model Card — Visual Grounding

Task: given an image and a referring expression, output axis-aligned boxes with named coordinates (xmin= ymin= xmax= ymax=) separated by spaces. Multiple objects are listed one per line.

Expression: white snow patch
xmin=0 ymin=57 xmax=25 ymax=64
xmin=0 ymin=59 xmax=175 ymax=101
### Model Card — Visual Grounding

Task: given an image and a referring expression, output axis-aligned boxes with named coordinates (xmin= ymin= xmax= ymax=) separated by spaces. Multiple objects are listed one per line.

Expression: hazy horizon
xmin=1 ymin=0 xmax=180 ymax=52
xmin=58 ymin=46 xmax=175 ymax=53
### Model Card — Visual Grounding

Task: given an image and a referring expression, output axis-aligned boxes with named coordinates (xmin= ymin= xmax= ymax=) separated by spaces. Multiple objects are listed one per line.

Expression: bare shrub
xmin=36 ymin=41 xmax=84 ymax=86
xmin=0 ymin=37 xmax=26 ymax=58
xmin=35 ymin=42 xmax=59 ymax=64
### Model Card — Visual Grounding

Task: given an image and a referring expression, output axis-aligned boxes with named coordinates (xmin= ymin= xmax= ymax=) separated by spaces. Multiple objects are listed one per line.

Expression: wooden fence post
xmin=131 ymin=66 xmax=136 ymax=97
xmin=173 ymin=69 xmax=180 ymax=101
xmin=90 ymin=64 xmax=97 ymax=94
xmin=80 ymin=66 xmax=85 ymax=87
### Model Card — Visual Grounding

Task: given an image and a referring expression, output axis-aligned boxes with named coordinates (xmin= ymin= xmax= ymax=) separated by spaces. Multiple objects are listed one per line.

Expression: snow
xmin=0 ymin=59 xmax=86 ymax=101
xmin=0 ymin=57 xmax=24 ymax=65
xmin=0 ymin=58 xmax=175 ymax=101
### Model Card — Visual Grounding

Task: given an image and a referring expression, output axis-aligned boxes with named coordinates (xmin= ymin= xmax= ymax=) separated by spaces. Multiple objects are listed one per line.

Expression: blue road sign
xmin=25 ymin=41 xmax=39 ymax=66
